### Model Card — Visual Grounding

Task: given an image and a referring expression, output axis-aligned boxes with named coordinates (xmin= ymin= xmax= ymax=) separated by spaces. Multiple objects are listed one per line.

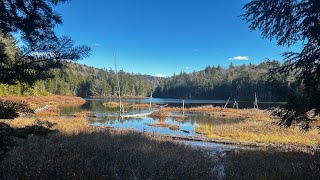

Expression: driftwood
xmin=121 ymin=111 xmax=155 ymax=118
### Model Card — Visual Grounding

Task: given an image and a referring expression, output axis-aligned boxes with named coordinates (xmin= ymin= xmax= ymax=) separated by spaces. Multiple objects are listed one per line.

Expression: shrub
xmin=0 ymin=100 xmax=34 ymax=119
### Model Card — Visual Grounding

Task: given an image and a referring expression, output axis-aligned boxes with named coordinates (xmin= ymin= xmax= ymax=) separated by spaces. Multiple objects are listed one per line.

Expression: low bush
xmin=0 ymin=100 xmax=33 ymax=119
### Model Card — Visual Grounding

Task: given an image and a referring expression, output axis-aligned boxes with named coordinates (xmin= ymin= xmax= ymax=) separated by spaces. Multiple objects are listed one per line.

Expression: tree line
xmin=154 ymin=61 xmax=295 ymax=102
xmin=0 ymin=61 xmax=154 ymax=97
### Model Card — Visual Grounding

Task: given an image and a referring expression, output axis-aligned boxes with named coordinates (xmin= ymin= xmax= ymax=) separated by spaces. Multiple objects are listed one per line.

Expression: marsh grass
xmin=169 ymin=125 xmax=180 ymax=131
xmin=195 ymin=119 xmax=320 ymax=146
xmin=149 ymin=110 xmax=168 ymax=118
xmin=145 ymin=121 xmax=170 ymax=128
xmin=160 ymin=105 xmax=319 ymax=146
xmin=102 ymin=102 xmax=158 ymax=109
xmin=0 ymin=95 xmax=85 ymax=109
xmin=222 ymin=148 xmax=320 ymax=179
xmin=0 ymin=117 xmax=214 ymax=179
xmin=103 ymin=101 xmax=129 ymax=107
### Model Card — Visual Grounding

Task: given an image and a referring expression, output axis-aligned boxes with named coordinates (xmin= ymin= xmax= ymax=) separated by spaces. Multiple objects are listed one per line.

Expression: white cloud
xmin=228 ymin=56 xmax=249 ymax=61
xmin=92 ymin=43 xmax=101 ymax=47
xmin=155 ymin=74 xmax=167 ymax=78
xmin=184 ymin=66 xmax=192 ymax=70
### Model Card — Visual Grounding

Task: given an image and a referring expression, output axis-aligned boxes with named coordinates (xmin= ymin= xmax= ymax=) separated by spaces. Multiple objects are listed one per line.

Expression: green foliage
xmin=0 ymin=62 xmax=154 ymax=97
xmin=1 ymin=0 xmax=91 ymax=85
xmin=0 ymin=0 xmax=67 ymax=44
xmin=0 ymin=34 xmax=91 ymax=85
xmin=243 ymin=0 xmax=320 ymax=130
xmin=154 ymin=61 xmax=290 ymax=101
xmin=0 ymin=100 xmax=34 ymax=119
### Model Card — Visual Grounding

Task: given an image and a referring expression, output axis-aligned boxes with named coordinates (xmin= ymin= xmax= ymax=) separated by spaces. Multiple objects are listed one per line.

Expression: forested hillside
xmin=154 ymin=61 xmax=295 ymax=101
xmin=0 ymin=62 xmax=154 ymax=97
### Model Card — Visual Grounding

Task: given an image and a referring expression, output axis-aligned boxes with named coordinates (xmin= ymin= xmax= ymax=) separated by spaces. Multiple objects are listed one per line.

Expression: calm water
xmin=61 ymin=98 xmax=284 ymax=137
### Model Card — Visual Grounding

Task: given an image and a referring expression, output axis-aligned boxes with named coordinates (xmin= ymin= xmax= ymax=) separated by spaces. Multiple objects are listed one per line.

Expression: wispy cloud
xmin=155 ymin=74 xmax=167 ymax=78
xmin=184 ymin=66 xmax=192 ymax=70
xmin=193 ymin=49 xmax=199 ymax=55
xmin=229 ymin=56 xmax=249 ymax=61
xmin=92 ymin=43 xmax=101 ymax=47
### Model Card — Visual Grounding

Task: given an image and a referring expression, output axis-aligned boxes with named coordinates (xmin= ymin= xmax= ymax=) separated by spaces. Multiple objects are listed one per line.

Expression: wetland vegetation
xmin=1 ymin=0 xmax=320 ymax=179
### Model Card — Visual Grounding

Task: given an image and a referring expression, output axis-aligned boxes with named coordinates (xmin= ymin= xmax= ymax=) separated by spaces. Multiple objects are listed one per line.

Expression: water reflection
xmin=61 ymin=98 xmax=283 ymax=137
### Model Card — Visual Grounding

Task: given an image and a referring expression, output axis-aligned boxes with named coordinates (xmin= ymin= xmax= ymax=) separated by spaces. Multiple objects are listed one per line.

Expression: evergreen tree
xmin=243 ymin=0 xmax=320 ymax=130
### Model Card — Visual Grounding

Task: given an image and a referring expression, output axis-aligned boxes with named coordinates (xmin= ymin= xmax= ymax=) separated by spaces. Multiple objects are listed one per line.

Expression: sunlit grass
xmin=162 ymin=106 xmax=273 ymax=121
xmin=195 ymin=119 xmax=320 ymax=146
xmin=0 ymin=95 xmax=85 ymax=109
xmin=145 ymin=121 xmax=170 ymax=128
xmin=1 ymin=116 xmax=92 ymax=134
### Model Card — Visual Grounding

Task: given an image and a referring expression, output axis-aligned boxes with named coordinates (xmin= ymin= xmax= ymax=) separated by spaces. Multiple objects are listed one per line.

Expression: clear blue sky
xmin=55 ymin=0 xmax=300 ymax=77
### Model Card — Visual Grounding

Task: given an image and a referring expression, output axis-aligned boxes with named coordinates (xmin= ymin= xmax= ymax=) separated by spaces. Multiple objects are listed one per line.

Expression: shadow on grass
xmin=0 ymin=129 xmax=214 ymax=179
xmin=222 ymin=148 xmax=320 ymax=179
xmin=0 ymin=119 xmax=57 ymax=160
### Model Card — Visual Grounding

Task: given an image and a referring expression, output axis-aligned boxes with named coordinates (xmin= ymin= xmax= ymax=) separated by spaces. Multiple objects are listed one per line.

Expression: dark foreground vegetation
xmin=222 ymin=148 xmax=320 ymax=179
xmin=0 ymin=116 xmax=319 ymax=179
xmin=0 ymin=117 xmax=214 ymax=179
xmin=1 ymin=132 xmax=212 ymax=179
xmin=0 ymin=0 xmax=320 ymax=179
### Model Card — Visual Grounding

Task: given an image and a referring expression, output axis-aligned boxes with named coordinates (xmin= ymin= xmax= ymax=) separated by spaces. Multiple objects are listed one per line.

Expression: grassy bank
xmin=0 ymin=117 xmax=214 ymax=179
xmin=161 ymin=106 xmax=272 ymax=120
xmin=90 ymin=95 xmax=147 ymax=99
xmin=0 ymin=95 xmax=86 ymax=109
xmin=195 ymin=119 xmax=320 ymax=147
xmin=0 ymin=103 xmax=319 ymax=178
xmin=158 ymin=106 xmax=320 ymax=147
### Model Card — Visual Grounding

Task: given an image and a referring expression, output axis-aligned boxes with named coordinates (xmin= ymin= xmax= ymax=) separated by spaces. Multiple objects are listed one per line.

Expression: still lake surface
xmin=61 ymin=98 xmax=286 ymax=137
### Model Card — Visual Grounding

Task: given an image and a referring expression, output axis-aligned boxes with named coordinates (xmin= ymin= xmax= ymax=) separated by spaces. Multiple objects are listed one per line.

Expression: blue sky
xmin=55 ymin=0 xmax=301 ymax=77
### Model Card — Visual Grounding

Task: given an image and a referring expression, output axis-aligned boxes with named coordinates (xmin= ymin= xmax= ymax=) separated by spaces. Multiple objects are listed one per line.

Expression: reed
xmin=145 ymin=122 xmax=170 ymax=128
xmin=169 ymin=125 xmax=180 ymax=131
xmin=0 ymin=116 xmax=213 ymax=179
xmin=195 ymin=119 xmax=320 ymax=146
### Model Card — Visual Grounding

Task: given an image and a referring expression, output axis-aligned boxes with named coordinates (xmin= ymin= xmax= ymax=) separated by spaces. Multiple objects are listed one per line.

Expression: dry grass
xmin=161 ymin=107 xmax=182 ymax=112
xmin=222 ymin=148 xmax=320 ymax=179
xmin=1 ymin=116 xmax=91 ymax=134
xmin=169 ymin=125 xmax=180 ymax=131
xmin=145 ymin=121 xmax=170 ymax=128
xmin=189 ymin=106 xmax=272 ymax=121
xmin=149 ymin=110 xmax=168 ymax=118
xmin=133 ymin=103 xmax=156 ymax=108
xmin=90 ymin=95 xmax=147 ymax=99
xmin=161 ymin=106 xmax=272 ymax=121
xmin=0 ymin=95 xmax=85 ymax=109
xmin=34 ymin=106 xmax=61 ymax=117
xmin=0 ymin=117 xmax=214 ymax=179
xmin=102 ymin=101 xmax=129 ymax=107
xmin=195 ymin=119 xmax=320 ymax=146
xmin=102 ymin=102 xmax=157 ymax=109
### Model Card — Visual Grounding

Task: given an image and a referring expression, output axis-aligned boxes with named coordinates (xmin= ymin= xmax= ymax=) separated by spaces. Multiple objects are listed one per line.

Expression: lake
xmin=61 ymin=98 xmax=285 ymax=137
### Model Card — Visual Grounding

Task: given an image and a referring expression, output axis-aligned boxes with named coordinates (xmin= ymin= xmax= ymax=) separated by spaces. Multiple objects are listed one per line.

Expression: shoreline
xmin=88 ymin=95 xmax=147 ymax=99
xmin=1 ymin=113 xmax=319 ymax=178
xmin=0 ymin=95 xmax=86 ymax=109
xmin=93 ymin=125 xmax=320 ymax=152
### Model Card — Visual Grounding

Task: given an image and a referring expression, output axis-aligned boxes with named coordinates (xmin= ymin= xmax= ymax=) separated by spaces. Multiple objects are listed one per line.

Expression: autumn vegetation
xmin=1 ymin=0 xmax=320 ymax=178
xmin=0 ymin=116 xmax=215 ymax=179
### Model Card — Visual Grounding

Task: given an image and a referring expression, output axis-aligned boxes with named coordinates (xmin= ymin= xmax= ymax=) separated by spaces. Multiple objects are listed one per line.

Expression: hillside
xmin=154 ymin=61 xmax=295 ymax=101
xmin=0 ymin=62 xmax=155 ymax=97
